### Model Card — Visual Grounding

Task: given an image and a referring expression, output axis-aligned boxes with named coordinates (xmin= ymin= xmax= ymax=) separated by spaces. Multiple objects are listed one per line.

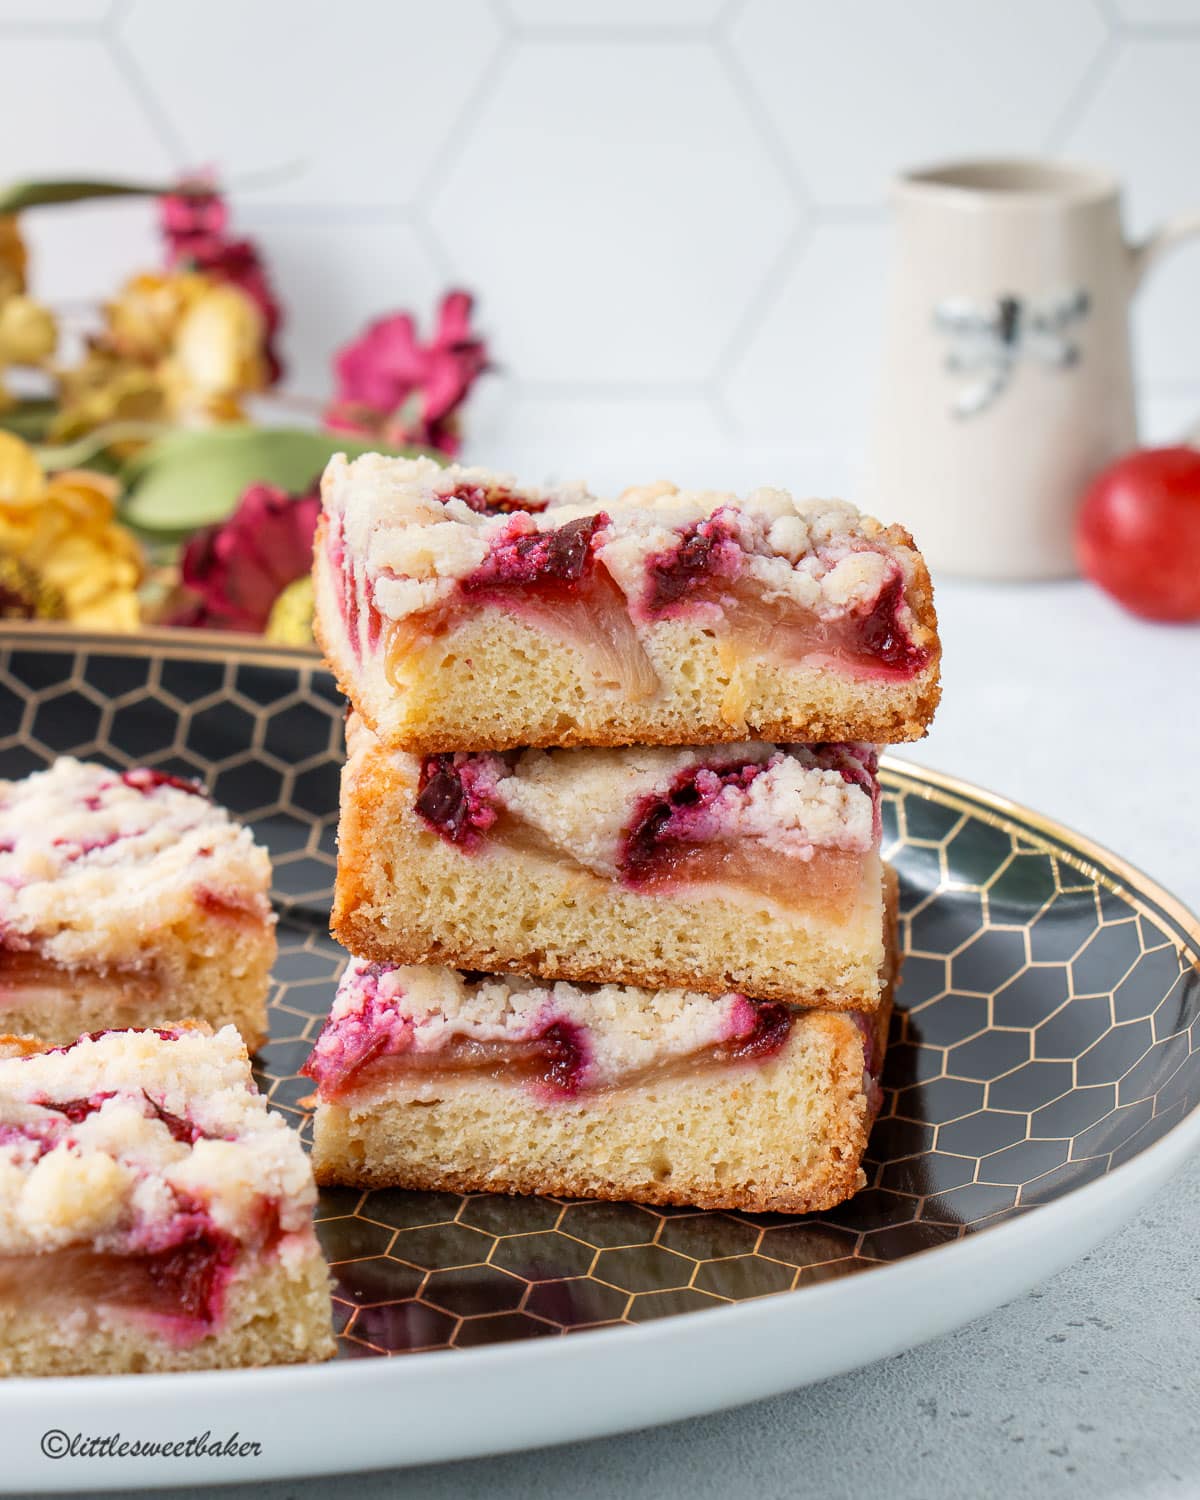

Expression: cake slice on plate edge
xmin=0 ymin=759 xmax=275 ymax=1051
xmin=0 ymin=1024 xmax=333 ymax=1377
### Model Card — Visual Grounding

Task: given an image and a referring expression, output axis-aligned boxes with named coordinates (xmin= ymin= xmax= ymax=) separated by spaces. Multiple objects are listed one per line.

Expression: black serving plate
xmin=1 ymin=625 xmax=1197 ymax=1358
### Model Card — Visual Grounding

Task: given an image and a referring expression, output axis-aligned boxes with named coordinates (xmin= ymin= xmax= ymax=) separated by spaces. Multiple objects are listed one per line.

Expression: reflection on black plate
xmin=1 ymin=627 xmax=1197 ymax=1357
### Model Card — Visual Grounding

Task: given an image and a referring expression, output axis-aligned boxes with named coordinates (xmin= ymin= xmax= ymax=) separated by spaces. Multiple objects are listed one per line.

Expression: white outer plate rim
xmin=0 ymin=722 xmax=1195 ymax=1489
xmin=3 ymin=1080 xmax=1197 ymax=1491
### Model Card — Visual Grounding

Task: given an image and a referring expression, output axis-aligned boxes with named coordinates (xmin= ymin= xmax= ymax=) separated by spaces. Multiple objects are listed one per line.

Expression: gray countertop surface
xmin=62 ymin=580 xmax=1200 ymax=1499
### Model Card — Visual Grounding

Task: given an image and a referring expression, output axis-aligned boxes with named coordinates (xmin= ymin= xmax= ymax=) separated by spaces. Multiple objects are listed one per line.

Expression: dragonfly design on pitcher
xmin=933 ymin=288 xmax=1090 ymax=417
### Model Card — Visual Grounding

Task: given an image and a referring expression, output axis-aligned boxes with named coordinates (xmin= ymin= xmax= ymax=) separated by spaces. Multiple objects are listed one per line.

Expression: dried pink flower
xmin=169 ymin=482 xmax=320 ymax=633
xmin=159 ymin=182 xmax=285 ymax=385
xmin=325 ymin=290 xmax=489 ymax=456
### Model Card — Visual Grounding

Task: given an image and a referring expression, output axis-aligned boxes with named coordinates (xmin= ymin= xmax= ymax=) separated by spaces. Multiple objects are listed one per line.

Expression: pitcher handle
xmin=1130 ymin=211 xmax=1200 ymax=291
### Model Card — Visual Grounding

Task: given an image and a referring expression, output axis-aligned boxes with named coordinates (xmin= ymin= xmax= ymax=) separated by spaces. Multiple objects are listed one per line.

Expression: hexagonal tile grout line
xmin=105 ymin=0 xmax=191 ymax=168
xmin=17 ymin=0 xmax=1190 ymax=455
xmin=1096 ymin=0 xmax=1200 ymax=37
xmin=419 ymin=22 xmax=808 ymax=398
xmin=0 ymin=12 xmax=113 ymax=39
xmin=412 ymin=25 xmax=516 ymax=229
xmin=1041 ymin=19 xmax=1124 ymax=153
xmin=706 ymin=5 xmax=818 ymax=397
xmin=708 ymin=220 xmax=815 ymax=436
xmin=494 ymin=22 xmax=733 ymax=44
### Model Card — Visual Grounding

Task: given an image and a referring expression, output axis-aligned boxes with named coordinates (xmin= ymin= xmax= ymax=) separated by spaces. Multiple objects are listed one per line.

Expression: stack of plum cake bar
xmin=0 ymin=1025 xmax=333 ymax=1375
xmin=0 ymin=759 xmax=275 ymax=1049
xmin=308 ymin=454 xmax=940 ymax=1213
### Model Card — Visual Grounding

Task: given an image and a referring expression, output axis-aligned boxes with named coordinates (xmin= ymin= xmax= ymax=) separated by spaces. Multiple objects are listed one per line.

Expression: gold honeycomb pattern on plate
xmin=1 ymin=628 xmax=1197 ymax=1357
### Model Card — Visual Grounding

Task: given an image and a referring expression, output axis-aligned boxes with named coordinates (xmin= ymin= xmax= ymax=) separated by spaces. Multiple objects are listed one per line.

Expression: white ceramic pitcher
xmin=865 ymin=159 xmax=1200 ymax=579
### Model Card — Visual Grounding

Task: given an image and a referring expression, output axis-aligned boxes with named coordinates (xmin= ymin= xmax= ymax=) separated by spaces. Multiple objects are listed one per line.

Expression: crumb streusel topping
xmin=0 ymin=1026 xmax=315 ymax=1258
xmin=305 ymin=960 xmax=823 ymax=1097
xmin=0 ymin=758 xmax=274 ymax=969
xmin=396 ymin=737 xmax=879 ymax=874
xmin=321 ymin=453 xmax=925 ymax=627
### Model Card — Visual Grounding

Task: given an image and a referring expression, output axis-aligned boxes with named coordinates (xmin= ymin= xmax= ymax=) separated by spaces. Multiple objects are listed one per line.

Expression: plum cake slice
xmin=303 ymin=904 xmax=896 ymax=1216
xmin=0 ymin=759 xmax=275 ymax=1049
xmin=314 ymin=453 xmax=940 ymax=753
xmin=334 ymin=715 xmax=890 ymax=1009
xmin=0 ymin=1025 xmax=333 ymax=1376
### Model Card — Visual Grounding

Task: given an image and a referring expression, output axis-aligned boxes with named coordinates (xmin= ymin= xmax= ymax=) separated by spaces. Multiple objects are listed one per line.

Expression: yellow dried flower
xmin=105 ymin=270 xmax=203 ymax=364
xmin=0 ymin=215 xmax=29 ymax=302
xmin=53 ymin=270 xmax=267 ymax=440
xmin=51 ymin=348 xmax=167 ymax=444
xmin=0 ymin=431 xmax=144 ymax=630
xmin=163 ymin=280 xmax=267 ymax=421
xmin=0 ymin=295 xmax=56 ymax=367
xmin=264 ymin=573 xmax=314 ymax=645
xmin=0 ymin=554 xmax=63 ymax=619
xmin=0 ymin=214 xmax=58 ymax=408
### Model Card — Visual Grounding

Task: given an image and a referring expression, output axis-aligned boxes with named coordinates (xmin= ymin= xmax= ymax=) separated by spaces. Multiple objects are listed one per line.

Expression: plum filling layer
xmin=383 ymin=513 xmax=658 ymax=700
xmin=327 ymin=514 xmax=384 ymax=663
xmin=35 ymin=1092 xmax=116 ymax=1122
xmin=414 ymin=753 xmax=501 ymax=849
xmin=0 ymin=891 xmax=265 ymax=1007
xmin=343 ymin=1020 xmax=591 ymax=1105
xmin=444 ymin=482 xmax=548 ymax=517
xmin=621 ymin=760 xmax=762 ymax=877
xmin=0 ymin=1229 xmax=239 ymax=1335
xmin=0 ymin=951 xmax=162 ymax=1007
xmin=0 ymin=1086 xmax=219 ymax=1163
xmin=369 ymin=515 xmax=929 ymax=695
xmin=716 ymin=568 xmax=927 ymax=679
xmin=193 ymin=886 xmax=269 ymax=926
xmin=413 ymin=749 xmax=875 ymax=919
xmin=644 ymin=515 xmax=744 ymax=611
xmin=616 ymin=752 xmax=876 ymax=915
xmin=623 ymin=841 xmax=867 ymax=918
xmin=851 ymin=1011 xmax=887 ymax=1121
xmin=466 ymin=513 xmax=606 ymax=595
xmin=305 ymin=996 xmax=794 ymax=1105
xmin=642 ymin=519 xmax=929 ymax=680
xmin=121 ymin=768 xmax=207 ymax=798
xmin=141 ymin=1092 xmax=217 ymax=1145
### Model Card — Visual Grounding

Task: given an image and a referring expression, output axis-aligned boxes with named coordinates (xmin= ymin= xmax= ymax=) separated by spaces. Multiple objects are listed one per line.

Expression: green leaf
xmin=36 ymin=421 xmax=169 ymax=473
xmin=0 ymin=399 xmax=58 ymax=443
xmin=118 ymin=425 xmax=434 ymax=537
xmin=0 ymin=180 xmax=176 ymax=215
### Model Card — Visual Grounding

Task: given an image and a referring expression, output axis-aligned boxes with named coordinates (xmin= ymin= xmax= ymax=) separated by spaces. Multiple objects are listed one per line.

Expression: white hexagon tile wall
xmin=6 ymin=0 xmax=1200 ymax=497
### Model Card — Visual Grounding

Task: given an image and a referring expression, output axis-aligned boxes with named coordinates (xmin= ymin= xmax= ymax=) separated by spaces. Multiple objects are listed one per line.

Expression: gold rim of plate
xmin=2 ymin=619 xmax=1195 ymax=956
